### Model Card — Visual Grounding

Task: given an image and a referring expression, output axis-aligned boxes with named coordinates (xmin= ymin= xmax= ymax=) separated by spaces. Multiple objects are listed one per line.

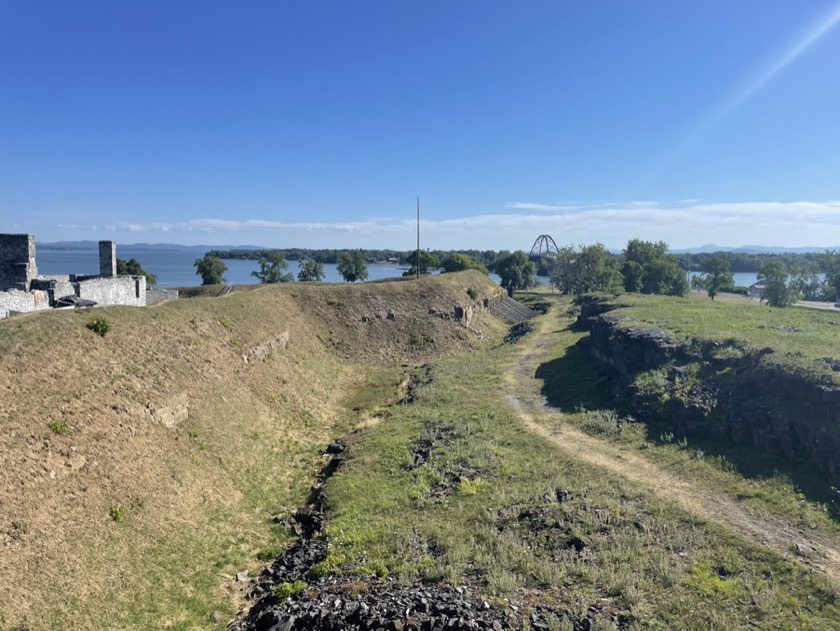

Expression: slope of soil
xmin=0 ymin=271 xmax=504 ymax=630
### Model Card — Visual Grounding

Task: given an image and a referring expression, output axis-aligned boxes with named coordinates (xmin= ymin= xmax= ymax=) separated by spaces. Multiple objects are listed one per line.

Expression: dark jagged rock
xmin=504 ymin=321 xmax=533 ymax=345
xmin=588 ymin=313 xmax=676 ymax=376
xmin=580 ymin=306 xmax=840 ymax=478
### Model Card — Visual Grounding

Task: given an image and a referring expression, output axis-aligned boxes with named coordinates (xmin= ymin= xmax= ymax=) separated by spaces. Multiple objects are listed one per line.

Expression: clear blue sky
xmin=2 ymin=1 xmax=839 ymax=251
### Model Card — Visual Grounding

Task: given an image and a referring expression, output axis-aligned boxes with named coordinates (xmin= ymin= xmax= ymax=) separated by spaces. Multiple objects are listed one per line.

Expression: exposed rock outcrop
xmin=579 ymin=302 xmax=840 ymax=477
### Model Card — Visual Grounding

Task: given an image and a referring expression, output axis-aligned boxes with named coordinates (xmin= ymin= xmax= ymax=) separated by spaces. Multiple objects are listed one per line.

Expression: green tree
xmin=620 ymin=239 xmax=687 ymax=296
xmin=194 ymin=255 xmax=228 ymax=285
xmin=818 ymin=250 xmax=840 ymax=302
xmin=117 ymin=257 xmax=158 ymax=287
xmin=441 ymin=253 xmax=488 ymax=274
xmin=791 ymin=264 xmax=829 ymax=301
xmin=643 ymin=258 xmax=689 ymax=296
xmin=403 ymin=250 xmax=440 ymax=277
xmin=297 ymin=258 xmax=325 ymax=282
xmin=621 ymin=260 xmax=645 ymax=293
xmin=699 ymin=255 xmax=734 ymax=300
xmin=337 ymin=250 xmax=369 ymax=283
xmin=494 ymin=251 xmax=536 ymax=290
xmin=757 ymin=259 xmax=797 ymax=307
xmin=624 ymin=239 xmax=669 ymax=267
xmin=551 ymin=243 xmax=622 ymax=295
xmin=251 ymin=251 xmax=294 ymax=284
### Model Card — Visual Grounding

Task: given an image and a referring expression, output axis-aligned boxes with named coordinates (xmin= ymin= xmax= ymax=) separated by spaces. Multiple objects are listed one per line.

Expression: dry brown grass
xmin=0 ymin=271 xmax=505 ymax=630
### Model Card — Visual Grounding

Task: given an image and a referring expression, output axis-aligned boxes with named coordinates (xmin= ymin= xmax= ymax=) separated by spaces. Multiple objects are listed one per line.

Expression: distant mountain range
xmin=670 ymin=244 xmax=840 ymax=254
xmin=39 ymin=241 xmax=264 ymax=252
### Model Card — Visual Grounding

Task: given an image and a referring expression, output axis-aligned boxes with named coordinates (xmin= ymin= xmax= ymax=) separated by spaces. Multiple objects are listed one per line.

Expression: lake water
xmin=34 ymin=243 xmax=523 ymax=288
xmin=35 ymin=243 xmax=758 ymax=290
xmin=689 ymin=272 xmax=758 ymax=288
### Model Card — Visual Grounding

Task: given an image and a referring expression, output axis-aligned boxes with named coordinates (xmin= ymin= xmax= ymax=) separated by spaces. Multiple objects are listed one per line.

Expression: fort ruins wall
xmin=0 ymin=288 xmax=50 ymax=319
xmin=76 ymin=275 xmax=146 ymax=307
xmin=0 ymin=234 xmax=37 ymax=292
xmin=0 ymin=234 xmax=176 ymax=320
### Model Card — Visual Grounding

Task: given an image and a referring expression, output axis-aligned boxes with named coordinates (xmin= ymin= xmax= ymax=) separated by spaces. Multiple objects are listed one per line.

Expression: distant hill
xmin=39 ymin=241 xmax=264 ymax=252
xmin=672 ymin=244 xmax=840 ymax=254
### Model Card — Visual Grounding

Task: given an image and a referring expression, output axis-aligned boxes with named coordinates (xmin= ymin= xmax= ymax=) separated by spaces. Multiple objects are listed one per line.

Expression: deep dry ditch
xmin=230 ymin=333 xmax=631 ymax=631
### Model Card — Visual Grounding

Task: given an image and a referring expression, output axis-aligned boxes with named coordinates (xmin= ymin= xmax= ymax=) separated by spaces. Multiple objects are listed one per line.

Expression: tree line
xmin=136 ymin=242 xmax=840 ymax=308
xmin=551 ymin=241 xmax=840 ymax=307
xmin=204 ymin=247 xmax=499 ymax=267
xmin=674 ymin=251 xmax=823 ymax=273
xmin=192 ymin=249 xmax=495 ymax=286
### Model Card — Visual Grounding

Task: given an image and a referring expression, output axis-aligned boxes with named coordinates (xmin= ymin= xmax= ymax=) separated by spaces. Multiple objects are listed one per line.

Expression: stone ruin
xmin=0 ymin=234 xmax=177 ymax=320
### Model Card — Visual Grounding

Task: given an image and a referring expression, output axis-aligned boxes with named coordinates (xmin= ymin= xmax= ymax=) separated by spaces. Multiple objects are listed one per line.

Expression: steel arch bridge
xmin=529 ymin=234 xmax=560 ymax=258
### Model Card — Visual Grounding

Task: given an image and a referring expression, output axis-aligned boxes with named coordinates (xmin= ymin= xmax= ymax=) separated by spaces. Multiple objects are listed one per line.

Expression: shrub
xmin=86 ymin=317 xmax=111 ymax=337
xmin=109 ymin=505 xmax=125 ymax=522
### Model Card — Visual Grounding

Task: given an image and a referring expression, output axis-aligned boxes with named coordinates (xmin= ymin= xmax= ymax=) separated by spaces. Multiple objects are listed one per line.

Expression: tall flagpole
xmin=416 ymin=196 xmax=420 ymax=280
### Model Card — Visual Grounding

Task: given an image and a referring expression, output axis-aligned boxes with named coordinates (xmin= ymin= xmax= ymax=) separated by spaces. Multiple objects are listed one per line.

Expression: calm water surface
xmin=36 ymin=244 xmax=760 ymax=290
xmin=34 ymin=243 xmax=535 ymax=288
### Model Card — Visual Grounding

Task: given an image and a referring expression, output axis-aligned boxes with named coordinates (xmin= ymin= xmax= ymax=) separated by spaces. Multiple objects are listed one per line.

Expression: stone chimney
xmin=99 ymin=240 xmax=117 ymax=277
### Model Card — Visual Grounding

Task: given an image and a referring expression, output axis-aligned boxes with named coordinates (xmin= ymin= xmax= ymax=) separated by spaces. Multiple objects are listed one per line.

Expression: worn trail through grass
xmin=504 ymin=304 xmax=840 ymax=590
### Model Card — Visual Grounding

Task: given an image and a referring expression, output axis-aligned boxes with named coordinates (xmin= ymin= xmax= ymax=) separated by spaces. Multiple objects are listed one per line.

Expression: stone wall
xmin=720 ymin=365 xmax=840 ymax=473
xmin=76 ymin=276 xmax=146 ymax=307
xmin=0 ymin=234 xmax=156 ymax=317
xmin=581 ymin=307 xmax=840 ymax=477
xmin=0 ymin=234 xmax=37 ymax=292
xmin=146 ymin=288 xmax=179 ymax=306
xmin=0 ymin=288 xmax=50 ymax=318
xmin=30 ymin=276 xmax=76 ymax=305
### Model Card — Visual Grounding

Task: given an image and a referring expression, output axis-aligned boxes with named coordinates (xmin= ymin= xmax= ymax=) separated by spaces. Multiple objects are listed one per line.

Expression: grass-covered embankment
xmin=320 ymin=302 xmax=840 ymax=629
xmin=0 ymin=271 xmax=504 ymax=630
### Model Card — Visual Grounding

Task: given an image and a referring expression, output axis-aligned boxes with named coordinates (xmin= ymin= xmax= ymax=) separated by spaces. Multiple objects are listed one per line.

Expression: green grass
xmin=0 ymin=271 xmax=508 ymax=631
xmin=344 ymin=368 xmax=411 ymax=417
xmin=607 ymin=293 xmax=840 ymax=378
xmin=321 ymin=333 xmax=840 ymax=628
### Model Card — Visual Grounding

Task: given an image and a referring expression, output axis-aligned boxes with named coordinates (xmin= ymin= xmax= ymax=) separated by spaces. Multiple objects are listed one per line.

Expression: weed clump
xmin=458 ymin=477 xmax=490 ymax=496
xmin=48 ymin=421 xmax=68 ymax=435
xmin=108 ymin=505 xmax=125 ymax=523
xmin=86 ymin=317 xmax=111 ymax=337
xmin=274 ymin=580 xmax=308 ymax=600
